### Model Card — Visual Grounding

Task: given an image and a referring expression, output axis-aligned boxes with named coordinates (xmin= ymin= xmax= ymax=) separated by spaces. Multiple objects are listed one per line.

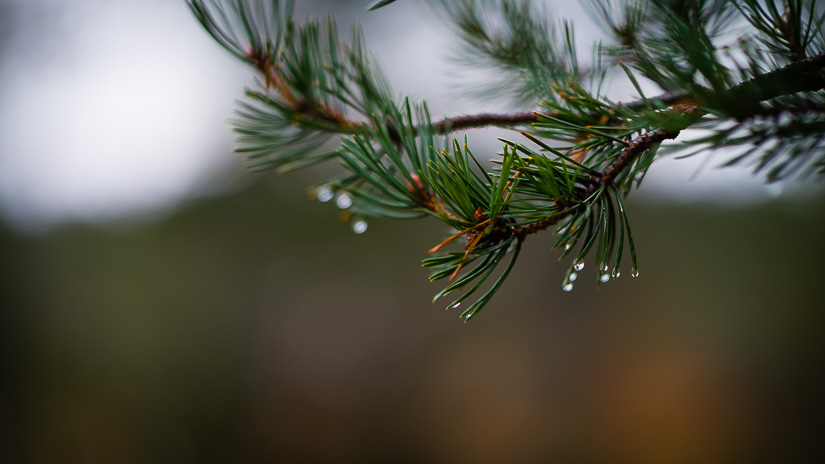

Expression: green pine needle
xmin=367 ymin=0 xmax=398 ymax=12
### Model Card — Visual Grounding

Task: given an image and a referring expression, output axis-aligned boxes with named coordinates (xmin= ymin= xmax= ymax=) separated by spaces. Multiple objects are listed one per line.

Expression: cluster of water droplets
xmin=599 ymin=263 xmax=611 ymax=283
xmin=562 ymin=261 xmax=584 ymax=292
xmin=315 ymin=187 xmax=368 ymax=235
xmin=561 ymin=259 xmax=635 ymax=292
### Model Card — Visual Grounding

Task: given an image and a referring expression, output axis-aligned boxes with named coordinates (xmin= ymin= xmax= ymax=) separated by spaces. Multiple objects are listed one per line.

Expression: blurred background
xmin=1 ymin=0 xmax=823 ymax=462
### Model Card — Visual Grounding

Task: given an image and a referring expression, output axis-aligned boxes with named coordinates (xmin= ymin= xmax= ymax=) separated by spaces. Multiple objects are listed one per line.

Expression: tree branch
xmin=509 ymin=55 xmax=825 ymax=241
xmin=595 ymin=129 xmax=681 ymax=188
xmin=511 ymin=128 xmax=682 ymax=240
xmin=726 ymin=53 xmax=825 ymax=103
xmin=432 ymin=111 xmax=539 ymax=133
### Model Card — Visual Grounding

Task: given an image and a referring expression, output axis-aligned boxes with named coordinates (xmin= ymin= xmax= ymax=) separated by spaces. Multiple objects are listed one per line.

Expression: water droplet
xmin=612 ymin=269 xmax=621 ymax=279
xmin=316 ymin=186 xmax=334 ymax=203
xmin=600 ymin=263 xmax=609 ymax=272
xmin=564 ymin=243 xmax=572 ymax=251
xmin=631 ymin=268 xmax=639 ymax=279
xmin=452 ymin=302 xmax=461 ymax=309
xmin=600 ymin=273 xmax=610 ymax=283
xmin=336 ymin=193 xmax=353 ymax=209
xmin=563 ymin=282 xmax=574 ymax=292
xmin=568 ymin=272 xmax=578 ymax=282
xmin=574 ymin=261 xmax=585 ymax=271
xmin=352 ymin=219 xmax=368 ymax=234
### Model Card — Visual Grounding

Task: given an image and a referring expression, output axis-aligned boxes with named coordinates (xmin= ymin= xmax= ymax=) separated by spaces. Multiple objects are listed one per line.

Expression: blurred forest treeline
xmin=2 ymin=174 xmax=824 ymax=463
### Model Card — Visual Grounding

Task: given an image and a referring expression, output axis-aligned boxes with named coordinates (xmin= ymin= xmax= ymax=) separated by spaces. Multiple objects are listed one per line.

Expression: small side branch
xmin=595 ymin=129 xmax=681 ymax=188
xmin=514 ymin=215 xmax=565 ymax=239
xmin=727 ymin=53 xmax=825 ymax=103
xmin=432 ymin=111 xmax=539 ymax=133
xmin=513 ymin=129 xmax=681 ymax=240
xmin=388 ymin=111 xmax=539 ymax=143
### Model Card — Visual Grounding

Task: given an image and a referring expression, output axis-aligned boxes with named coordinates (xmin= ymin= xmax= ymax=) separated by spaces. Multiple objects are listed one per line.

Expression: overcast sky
xmin=0 ymin=0 xmax=815 ymax=231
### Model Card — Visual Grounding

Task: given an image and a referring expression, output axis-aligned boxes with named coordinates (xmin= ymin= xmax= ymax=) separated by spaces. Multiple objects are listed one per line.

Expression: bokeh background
xmin=2 ymin=0 xmax=823 ymax=462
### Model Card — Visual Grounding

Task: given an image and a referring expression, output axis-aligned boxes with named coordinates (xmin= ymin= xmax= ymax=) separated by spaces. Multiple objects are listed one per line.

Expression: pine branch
xmin=190 ymin=0 xmax=825 ymax=320
xmin=513 ymin=53 xmax=825 ymax=238
xmin=718 ymin=52 xmax=825 ymax=117
xmin=507 ymin=128 xmax=681 ymax=240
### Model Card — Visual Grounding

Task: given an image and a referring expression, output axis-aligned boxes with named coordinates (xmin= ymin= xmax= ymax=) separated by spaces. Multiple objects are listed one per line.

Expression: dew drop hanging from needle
xmin=316 ymin=186 xmax=334 ymax=203
xmin=352 ymin=219 xmax=368 ymax=235
xmin=336 ymin=193 xmax=353 ymax=209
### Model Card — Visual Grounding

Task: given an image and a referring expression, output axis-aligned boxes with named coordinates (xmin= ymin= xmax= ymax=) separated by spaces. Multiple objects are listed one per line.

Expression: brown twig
xmin=593 ymin=129 xmax=681 ymax=189
xmin=432 ymin=111 xmax=539 ymax=133
xmin=249 ymin=50 xmax=355 ymax=131
xmin=512 ymin=128 xmax=683 ymax=240
xmin=386 ymin=111 xmax=539 ymax=143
